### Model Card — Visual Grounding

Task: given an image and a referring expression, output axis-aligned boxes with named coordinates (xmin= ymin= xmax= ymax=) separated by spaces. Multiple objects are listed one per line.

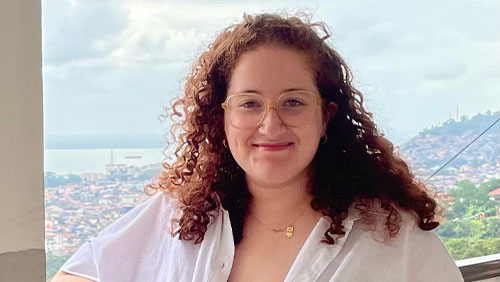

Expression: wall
xmin=0 ymin=0 xmax=45 ymax=280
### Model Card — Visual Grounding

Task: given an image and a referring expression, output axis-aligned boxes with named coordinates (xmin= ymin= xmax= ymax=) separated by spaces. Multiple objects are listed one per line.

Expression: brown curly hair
xmin=146 ymin=13 xmax=440 ymax=245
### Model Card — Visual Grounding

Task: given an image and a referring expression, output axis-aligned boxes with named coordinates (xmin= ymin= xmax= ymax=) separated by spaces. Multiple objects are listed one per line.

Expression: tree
xmin=445 ymin=237 xmax=500 ymax=260
xmin=437 ymin=179 xmax=500 ymax=260
xmin=479 ymin=179 xmax=500 ymax=194
xmin=46 ymin=254 xmax=71 ymax=280
xmin=445 ymin=180 xmax=499 ymax=220
xmin=482 ymin=217 xmax=500 ymax=238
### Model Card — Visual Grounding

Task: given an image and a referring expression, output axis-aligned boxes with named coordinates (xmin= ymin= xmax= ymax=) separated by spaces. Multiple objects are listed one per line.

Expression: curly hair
xmin=146 ymin=13 xmax=440 ymax=245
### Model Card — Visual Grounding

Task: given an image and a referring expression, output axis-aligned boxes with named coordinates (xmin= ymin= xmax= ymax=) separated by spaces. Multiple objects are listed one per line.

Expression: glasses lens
xmin=277 ymin=91 xmax=317 ymax=127
xmin=225 ymin=91 xmax=318 ymax=128
xmin=226 ymin=94 xmax=265 ymax=128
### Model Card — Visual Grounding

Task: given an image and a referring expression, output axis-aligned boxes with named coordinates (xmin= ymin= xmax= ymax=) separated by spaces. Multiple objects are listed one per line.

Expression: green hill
xmin=420 ymin=111 xmax=500 ymax=137
xmin=399 ymin=111 xmax=499 ymax=178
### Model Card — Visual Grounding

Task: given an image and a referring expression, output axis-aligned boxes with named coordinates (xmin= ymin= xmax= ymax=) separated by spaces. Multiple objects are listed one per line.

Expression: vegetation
xmin=46 ymin=254 xmax=71 ymax=280
xmin=436 ymin=179 xmax=500 ymax=260
xmin=421 ymin=111 xmax=500 ymax=136
xmin=401 ymin=110 xmax=499 ymax=171
xmin=445 ymin=237 xmax=500 ymax=260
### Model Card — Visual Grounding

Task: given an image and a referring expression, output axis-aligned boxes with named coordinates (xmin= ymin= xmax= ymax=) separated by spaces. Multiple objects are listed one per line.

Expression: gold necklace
xmin=250 ymin=204 xmax=310 ymax=238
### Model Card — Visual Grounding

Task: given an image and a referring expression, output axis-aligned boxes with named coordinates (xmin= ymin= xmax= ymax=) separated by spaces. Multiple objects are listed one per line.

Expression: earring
xmin=321 ymin=135 xmax=328 ymax=145
xmin=223 ymin=139 xmax=229 ymax=149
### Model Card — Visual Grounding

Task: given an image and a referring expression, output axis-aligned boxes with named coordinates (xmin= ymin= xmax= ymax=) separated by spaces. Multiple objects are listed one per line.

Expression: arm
xmin=51 ymin=271 xmax=96 ymax=282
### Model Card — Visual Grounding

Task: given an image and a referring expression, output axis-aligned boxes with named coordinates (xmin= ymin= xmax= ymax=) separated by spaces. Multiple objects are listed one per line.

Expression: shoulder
xmin=60 ymin=191 xmax=188 ymax=281
xmin=87 ymin=191 xmax=184 ymax=254
xmin=343 ymin=203 xmax=463 ymax=281
xmin=348 ymin=201 xmax=448 ymax=254
xmin=96 ymin=191 xmax=178 ymax=236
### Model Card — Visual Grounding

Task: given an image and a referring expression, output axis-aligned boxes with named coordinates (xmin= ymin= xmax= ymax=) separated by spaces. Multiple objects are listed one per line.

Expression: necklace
xmin=250 ymin=204 xmax=310 ymax=238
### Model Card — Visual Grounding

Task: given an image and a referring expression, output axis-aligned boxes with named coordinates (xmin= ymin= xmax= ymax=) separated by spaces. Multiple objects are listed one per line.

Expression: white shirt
xmin=61 ymin=191 xmax=464 ymax=282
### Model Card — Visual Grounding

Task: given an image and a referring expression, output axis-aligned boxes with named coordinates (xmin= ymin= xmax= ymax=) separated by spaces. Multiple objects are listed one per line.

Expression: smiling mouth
xmin=254 ymin=142 xmax=294 ymax=151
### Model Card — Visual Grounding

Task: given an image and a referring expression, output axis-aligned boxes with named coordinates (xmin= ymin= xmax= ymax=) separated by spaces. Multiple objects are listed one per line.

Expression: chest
xmin=227 ymin=216 xmax=319 ymax=282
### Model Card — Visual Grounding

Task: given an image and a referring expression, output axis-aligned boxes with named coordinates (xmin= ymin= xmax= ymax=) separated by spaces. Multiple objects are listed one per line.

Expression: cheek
xmin=224 ymin=119 xmax=251 ymax=153
xmin=224 ymin=117 xmax=230 ymax=139
xmin=224 ymin=116 xmax=237 ymax=142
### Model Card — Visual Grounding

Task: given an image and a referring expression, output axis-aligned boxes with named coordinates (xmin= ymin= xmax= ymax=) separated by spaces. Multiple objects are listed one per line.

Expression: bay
xmin=44 ymin=148 xmax=166 ymax=174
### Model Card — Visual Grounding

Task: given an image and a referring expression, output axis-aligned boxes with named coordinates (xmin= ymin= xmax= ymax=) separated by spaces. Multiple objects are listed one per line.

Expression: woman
xmin=53 ymin=13 xmax=463 ymax=281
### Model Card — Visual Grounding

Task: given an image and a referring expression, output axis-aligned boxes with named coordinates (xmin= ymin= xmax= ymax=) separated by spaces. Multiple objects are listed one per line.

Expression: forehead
xmin=227 ymin=45 xmax=318 ymax=97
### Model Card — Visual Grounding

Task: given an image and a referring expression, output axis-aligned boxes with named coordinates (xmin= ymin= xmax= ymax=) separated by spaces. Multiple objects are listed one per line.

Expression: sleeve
xmin=57 ymin=192 xmax=171 ymax=281
xmin=406 ymin=228 xmax=464 ymax=282
xmin=60 ymin=240 xmax=99 ymax=281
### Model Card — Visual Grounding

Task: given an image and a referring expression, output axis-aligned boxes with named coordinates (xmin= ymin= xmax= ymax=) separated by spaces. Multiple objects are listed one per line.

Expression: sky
xmin=42 ymin=0 xmax=500 ymax=147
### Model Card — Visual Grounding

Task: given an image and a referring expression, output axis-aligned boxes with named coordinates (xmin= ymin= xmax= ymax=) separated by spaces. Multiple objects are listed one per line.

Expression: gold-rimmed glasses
xmin=221 ymin=90 xmax=321 ymax=129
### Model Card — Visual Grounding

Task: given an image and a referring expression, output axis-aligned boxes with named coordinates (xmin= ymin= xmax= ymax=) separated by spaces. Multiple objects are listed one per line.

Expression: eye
xmin=283 ymin=99 xmax=305 ymax=107
xmin=239 ymin=100 xmax=262 ymax=108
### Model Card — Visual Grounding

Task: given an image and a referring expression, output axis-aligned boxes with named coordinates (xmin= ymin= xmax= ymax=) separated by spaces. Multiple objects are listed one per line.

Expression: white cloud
xmin=42 ymin=0 xmax=500 ymax=145
xmin=42 ymin=0 xmax=128 ymax=65
xmin=95 ymin=1 xmax=301 ymax=65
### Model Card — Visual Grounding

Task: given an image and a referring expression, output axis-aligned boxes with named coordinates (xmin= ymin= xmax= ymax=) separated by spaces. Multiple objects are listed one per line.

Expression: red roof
xmin=489 ymin=187 xmax=500 ymax=196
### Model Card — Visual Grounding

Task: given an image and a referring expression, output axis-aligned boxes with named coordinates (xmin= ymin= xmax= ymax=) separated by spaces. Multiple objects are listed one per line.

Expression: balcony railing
xmin=458 ymin=253 xmax=500 ymax=282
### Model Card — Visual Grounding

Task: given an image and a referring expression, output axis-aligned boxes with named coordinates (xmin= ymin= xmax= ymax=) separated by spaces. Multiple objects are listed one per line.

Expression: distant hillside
xmin=420 ymin=111 xmax=500 ymax=137
xmin=399 ymin=111 xmax=500 ymax=180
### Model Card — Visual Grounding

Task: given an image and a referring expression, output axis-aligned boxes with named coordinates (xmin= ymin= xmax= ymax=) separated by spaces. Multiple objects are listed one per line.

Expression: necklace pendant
xmin=285 ymin=225 xmax=294 ymax=238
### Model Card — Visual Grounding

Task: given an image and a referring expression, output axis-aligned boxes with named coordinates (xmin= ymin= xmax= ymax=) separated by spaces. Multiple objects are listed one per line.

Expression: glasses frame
xmin=221 ymin=90 xmax=322 ymax=129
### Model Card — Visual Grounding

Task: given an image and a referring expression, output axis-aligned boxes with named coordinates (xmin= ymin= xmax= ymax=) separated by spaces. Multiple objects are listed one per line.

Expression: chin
xmin=248 ymin=166 xmax=307 ymax=185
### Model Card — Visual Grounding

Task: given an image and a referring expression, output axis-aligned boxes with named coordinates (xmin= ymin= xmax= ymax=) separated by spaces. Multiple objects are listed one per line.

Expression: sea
xmin=44 ymin=148 xmax=166 ymax=175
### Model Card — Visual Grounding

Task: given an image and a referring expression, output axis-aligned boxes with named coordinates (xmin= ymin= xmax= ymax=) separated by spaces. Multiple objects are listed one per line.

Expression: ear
xmin=322 ymin=102 xmax=338 ymax=135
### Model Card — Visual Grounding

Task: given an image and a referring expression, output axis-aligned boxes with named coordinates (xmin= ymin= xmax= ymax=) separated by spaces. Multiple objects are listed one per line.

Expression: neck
xmin=246 ymin=170 xmax=314 ymax=223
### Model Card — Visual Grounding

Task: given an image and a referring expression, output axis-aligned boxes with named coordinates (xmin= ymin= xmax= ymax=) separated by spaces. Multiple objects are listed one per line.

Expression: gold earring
xmin=321 ymin=135 xmax=328 ymax=145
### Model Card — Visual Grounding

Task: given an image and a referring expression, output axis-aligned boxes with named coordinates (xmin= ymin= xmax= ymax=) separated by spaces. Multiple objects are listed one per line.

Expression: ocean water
xmin=44 ymin=148 xmax=166 ymax=174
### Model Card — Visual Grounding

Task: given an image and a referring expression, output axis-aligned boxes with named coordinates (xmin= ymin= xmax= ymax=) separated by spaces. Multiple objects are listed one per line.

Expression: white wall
xmin=0 ymin=0 xmax=45 ymax=280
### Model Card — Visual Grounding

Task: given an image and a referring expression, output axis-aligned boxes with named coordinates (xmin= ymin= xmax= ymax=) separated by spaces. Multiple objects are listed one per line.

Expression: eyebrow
xmin=235 ymin=87 xmax=313 ymax=95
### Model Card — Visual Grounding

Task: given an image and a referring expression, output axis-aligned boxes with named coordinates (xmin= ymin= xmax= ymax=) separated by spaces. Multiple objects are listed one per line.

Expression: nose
xmin=257 ymin=107 xmax=286 ymax=137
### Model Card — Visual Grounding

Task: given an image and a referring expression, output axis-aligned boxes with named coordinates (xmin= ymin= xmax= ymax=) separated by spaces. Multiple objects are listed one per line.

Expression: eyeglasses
xmin=221 ymin=90 xmax=321 ymax=129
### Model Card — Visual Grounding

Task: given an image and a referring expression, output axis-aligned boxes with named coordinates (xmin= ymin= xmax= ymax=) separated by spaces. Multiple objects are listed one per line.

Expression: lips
xmin=254 ymin=142 xmax=294 ymax=151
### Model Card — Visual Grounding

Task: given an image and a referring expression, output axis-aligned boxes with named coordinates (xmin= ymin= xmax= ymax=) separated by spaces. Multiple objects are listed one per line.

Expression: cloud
xmin=42 ymin=0 xmax=500 ymax=146
xmin=92 ymin=1 xmax=302 ymax=66
xmin=42 ymin=0 xmax=128 ymax=65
